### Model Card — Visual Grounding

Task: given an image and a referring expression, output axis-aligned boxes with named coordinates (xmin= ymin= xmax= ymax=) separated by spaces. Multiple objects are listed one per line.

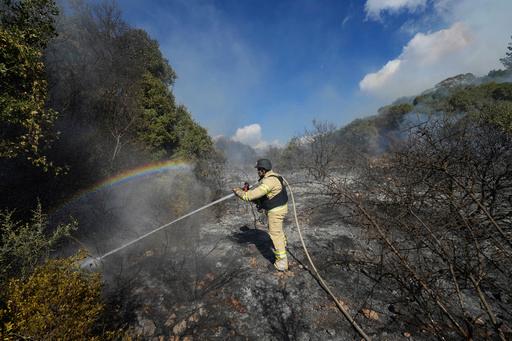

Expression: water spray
xmin=79 ymin=176 xmax=370 ymax=340
xmin=81 ymin=192 xmax=237 ymax=268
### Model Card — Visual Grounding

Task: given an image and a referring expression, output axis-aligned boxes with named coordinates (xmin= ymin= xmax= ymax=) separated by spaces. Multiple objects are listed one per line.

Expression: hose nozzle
xmin=80 ymin=256 xmax=101 ymax=269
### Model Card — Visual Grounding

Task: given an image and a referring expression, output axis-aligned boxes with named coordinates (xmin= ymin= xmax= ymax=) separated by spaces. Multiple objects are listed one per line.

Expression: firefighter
xmin=233 ymin=159 xmax=289 ymax=271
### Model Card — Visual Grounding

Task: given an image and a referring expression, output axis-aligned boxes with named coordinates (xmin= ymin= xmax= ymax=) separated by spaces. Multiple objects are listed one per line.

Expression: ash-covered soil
xmin=97 ymin=173 xmax=428 ymax=340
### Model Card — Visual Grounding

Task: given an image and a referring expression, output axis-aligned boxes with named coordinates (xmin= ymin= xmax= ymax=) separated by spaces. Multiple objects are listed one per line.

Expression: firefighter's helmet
xmin=255 ymin=159 xmax=272 ymax=171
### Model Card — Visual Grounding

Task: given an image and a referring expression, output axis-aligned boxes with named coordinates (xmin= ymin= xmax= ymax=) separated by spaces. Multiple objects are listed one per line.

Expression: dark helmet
xmin=255 ymin=159 xmax=272 ymax=171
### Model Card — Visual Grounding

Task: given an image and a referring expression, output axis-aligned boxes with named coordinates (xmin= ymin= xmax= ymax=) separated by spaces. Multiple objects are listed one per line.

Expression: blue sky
xmin=118 ymin=0 xmax=511 ymax=148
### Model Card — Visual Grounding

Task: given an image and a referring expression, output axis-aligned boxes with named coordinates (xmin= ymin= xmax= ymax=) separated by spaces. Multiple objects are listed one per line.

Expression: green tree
xmin=500 ymin=35 xmax=512 ymax=69
xmin=174 ymin=105 xmax=214 ymax=159
xmin=45 ymin=2 xmax=213 ymax=170
xmin=0 ymin=0 xmax=60 ymax=171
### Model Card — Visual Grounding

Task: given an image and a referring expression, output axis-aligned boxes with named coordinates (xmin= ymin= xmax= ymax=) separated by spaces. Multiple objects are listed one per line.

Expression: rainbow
xmin=54 ymin=159 xmax=191 ymax=212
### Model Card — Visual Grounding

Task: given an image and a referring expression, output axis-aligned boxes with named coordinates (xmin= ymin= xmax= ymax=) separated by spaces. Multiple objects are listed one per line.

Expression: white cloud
xmin=360 ymin=59 xmax=402 ymax=92
xmin=361 ymin=22 xmax=471 ymax=93
xmin=231 ymin=123 xmax=280 ymax=150
xmin=365 ymin=0 xmax=427 ymax=19
xmin=360 ymin=0 xmax=512 ymax=99
xmin=232 ymin=124 xmax=262 ymax=145
xmin=403 ymin=22 xmax=472 ymax=64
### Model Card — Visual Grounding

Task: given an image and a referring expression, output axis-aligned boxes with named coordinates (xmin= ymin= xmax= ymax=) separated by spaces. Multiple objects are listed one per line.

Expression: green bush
xmin=0 ymin=202 xmax=77 ymax=286
xmin=0 ymin=253 xmax=106 ymax=340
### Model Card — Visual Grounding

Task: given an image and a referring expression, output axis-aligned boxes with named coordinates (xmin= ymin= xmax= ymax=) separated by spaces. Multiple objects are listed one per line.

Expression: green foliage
xmin=0 ymin=253 xmax=105 ymax=340
xmin=45 ymin=2 xmax=213 ymax=171
xmin=136 ymin=72 xmax=180 ymax=159
xmin=136 ymin=73 xmax=213 ymax=160
xmin=449 ymin=82 xmax=512 ymax=110
xmin=336 ymin=82 xmax=512 ymax=155
xmin=174 ymin=105 xmax=215 ymax=159
xmin=0 ymin=202 xmax=77 ymax=285
xmin=337 ymin=118 xmax=379 ymax=154
xmin=0 ymin=0 xmax=60 ymax=171
xmin=446 ymin=83 xmax=512 ymax=132
xmin=333 ymin=103 xmax=412 ymax=155
xmin=129 ymin=30 xmax=213 ymax=160
xmin=0 ymin=0 xmax=59 ymax=48
xmin=376 ymin=103 xmax=413 ymax=130
xmin=118 ymin=28 xmax=176 ymax=86
xmin=487 ymin=68 xmax=512 ymax=79
xmin=476 ymin=101 xmax=512 ymax=133
xmin=500 ymin=35 xmax=512 ymax=69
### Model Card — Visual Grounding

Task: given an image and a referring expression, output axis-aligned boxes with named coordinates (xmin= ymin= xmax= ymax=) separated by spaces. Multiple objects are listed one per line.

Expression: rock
xmin=188 ymin=312 xmax=200 ymax=323
xmin=361 ymin=308 xmax=380 ymax=321
xmin=137 ymin=318 xmax=156 ymax=336
xmin=403 ymin=331 xmax=411 ymax=338
xmin=165 ymin=313 xmax=177 ymax=327
xmin=337 ymin=299 xmax=350 ymax=312
xmin=327 ymin=328 xmax=336 ymax=336
xmin=296 ymin=332 xmax=311 ymax=341
xmin=172 ymin=320 xmax=187 ymax=335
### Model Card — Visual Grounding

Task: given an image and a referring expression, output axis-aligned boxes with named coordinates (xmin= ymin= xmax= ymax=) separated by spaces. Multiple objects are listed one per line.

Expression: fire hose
xmin=282 ymin=177 xmax=371 ymax=341
xmin=81 ymin=179 xmax=370 ymax=340
xmin=80 ymin=192 xmax=238 ymax=268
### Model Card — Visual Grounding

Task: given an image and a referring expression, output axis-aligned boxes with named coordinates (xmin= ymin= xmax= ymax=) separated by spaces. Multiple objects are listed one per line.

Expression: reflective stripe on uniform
xmin=274 ymin=249 xmax=287 ymax=259
xmin=259 ymin=183 xmax=271 ymax=194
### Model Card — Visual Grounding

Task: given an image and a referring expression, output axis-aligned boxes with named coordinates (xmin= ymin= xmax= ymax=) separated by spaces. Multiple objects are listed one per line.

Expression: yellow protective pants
xmin=267 ymin=205 xmax=288 ymax=260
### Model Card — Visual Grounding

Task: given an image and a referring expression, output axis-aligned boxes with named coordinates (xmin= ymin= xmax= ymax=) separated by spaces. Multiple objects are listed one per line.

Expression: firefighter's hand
xmin=232 ymin=187 xmax=243 ymax=198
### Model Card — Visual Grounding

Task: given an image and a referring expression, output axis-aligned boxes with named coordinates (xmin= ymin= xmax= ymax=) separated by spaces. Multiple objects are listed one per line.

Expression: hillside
xmin=336 ymin=70 xmax=512 ymax=155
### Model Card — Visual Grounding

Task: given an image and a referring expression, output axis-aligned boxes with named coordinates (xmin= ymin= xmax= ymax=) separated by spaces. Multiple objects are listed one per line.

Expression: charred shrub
xmin=328 ymin=114 xmax=512 ymax=340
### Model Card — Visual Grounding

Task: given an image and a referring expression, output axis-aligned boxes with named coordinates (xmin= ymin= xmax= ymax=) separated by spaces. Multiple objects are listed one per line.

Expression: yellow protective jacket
xmin=235 ymin=170 xmax=288 ymax=213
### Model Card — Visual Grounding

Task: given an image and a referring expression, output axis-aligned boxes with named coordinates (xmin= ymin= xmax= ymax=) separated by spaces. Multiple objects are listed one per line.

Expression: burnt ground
xmin=96 ymin=174 xmax=431 ymax=340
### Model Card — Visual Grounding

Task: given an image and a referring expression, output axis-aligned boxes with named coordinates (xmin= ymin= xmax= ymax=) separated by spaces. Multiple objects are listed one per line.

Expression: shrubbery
xmin=1 ymin=253 xmax=106 ymax=340
xmin=0 ymin=202 xmax=77 ymax=286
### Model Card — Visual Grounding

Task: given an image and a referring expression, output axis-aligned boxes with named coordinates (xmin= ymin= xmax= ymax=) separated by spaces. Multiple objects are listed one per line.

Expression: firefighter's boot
xmin=273 ymin=250 xmax=288 ymax=271
xmin=274 ymin=257 xmax=288 ymax=271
